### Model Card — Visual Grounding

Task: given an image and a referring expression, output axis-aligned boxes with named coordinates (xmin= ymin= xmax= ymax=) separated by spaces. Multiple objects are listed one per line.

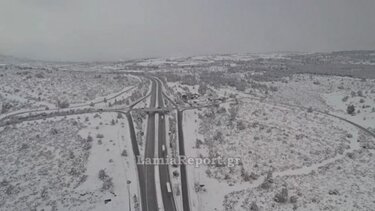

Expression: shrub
xmin=1 ymin=102 xmax=13 ymax=114
xmin=5 ymin=184 xmax=15 ymax=195
xmin=98 ymin=169 xmax=108 ymax=181
xmin=357 ymin=90 xmax=363 ymax=97
xmin=0 ymin=179 xmax=9 ymax=187
xmin=217 ymin=107 xmax=226 ymax=114
xmin=87 ymin=135 xmax=93 ymax=142
xmin=173 ymin=170 xmax=179 ymax=177
xmin=213 ymin=131 xmax=223 ymax=143
xmin=83 ymin=142 xmax=92 ymax=150
xmin=274 ymin=188 xmax=288 ymax=203
xmin=198 ymin=83 xmax=208 ymax=95
xmin=235 ymin=81 xmax=246 ymax=92
xmin=290 ymin=195 xmax=298 ymax=203
xmin=56 ymin=99 xmax=69 ymax=109
xmin=195 ymin=139 xmax=203 ymax=148
xmin=228 ymin=105 xmax=239 ymax=121
xmin=270 ymin=86 xmax=278 ymax=92
xmin=121 ymin=150 xmax=128 ymax=157
xmin=347 ymin=105 xmax=355 ymax=115
xmin=19 ymin=143 xmax=29 ymax=151
xmin=250 ymin=202 xmax=259 ymax=211
xmin=237 ymin=121 xmax=246 ymax=130
xmin=101 ymin=177 xmax=114 ymax=191
xmin=241 ymin=168 xmax=251 ymax=182
xmin=35 ymin=73 xmax=45 ymax=78
xmin=260 ymin=171 xmax=273 ymax=189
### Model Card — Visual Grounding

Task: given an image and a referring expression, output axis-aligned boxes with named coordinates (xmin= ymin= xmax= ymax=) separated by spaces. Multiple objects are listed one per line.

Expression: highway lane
xmin=156 ymin=79 xmax=177 ymax=211
xmin=125 ymin=78 xmax=158 ymax=211
xmin=123 ymin=78 xmax=156 ymax=211
xmin=143 ymin=78 xmax=158 ymax=211
xmin=157 ymin=77 xmax=190 ymax=211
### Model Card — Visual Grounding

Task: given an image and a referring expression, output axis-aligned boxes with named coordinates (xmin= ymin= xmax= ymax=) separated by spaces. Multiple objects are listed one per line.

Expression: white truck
xmin=166 ymin=182 xmax=172 ymax=194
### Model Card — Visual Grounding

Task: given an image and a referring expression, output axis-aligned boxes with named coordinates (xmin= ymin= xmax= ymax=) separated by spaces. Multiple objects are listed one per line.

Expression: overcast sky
xmin=0 ymin=0 xmax=374 ymax=61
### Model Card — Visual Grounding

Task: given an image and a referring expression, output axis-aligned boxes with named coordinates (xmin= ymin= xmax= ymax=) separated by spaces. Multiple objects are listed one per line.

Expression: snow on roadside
xmin=77 ymin=112 xmax=140 ymax=211
xmin=183 ymin=110 xmax=246 ymax=211
xmin=166 ymin=111 xmax=184 ymax=211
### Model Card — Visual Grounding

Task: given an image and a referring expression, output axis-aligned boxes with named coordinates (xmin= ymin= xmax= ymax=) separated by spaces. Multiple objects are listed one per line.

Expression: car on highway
xmin=162 ymin=144 xmax=166 ymax=155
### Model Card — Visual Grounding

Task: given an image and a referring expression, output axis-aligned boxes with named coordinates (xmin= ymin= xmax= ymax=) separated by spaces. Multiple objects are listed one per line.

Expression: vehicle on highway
xmin=166 ymin=182 xmax=172 ymax=194
xmin=162 ymin=144 xmax=166 ymax=155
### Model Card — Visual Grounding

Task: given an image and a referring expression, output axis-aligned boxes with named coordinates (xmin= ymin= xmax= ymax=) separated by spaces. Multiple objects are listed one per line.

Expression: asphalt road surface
xmin=143 ymin=78 xmax=158 ymax=211
xmin=156 ymin=79 xmax=177 ymax=211
xmin=128 ymin=77 xmax=177 ymax=211
xmin=125 ymin=78 xmax=157 ymax=211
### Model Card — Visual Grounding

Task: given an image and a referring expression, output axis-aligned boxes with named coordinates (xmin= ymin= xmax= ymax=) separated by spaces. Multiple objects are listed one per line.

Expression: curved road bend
xmin=323 ymin=112 xmax=375 ymax=138
xmin=0 ymin=85 xmax=136 ymax=123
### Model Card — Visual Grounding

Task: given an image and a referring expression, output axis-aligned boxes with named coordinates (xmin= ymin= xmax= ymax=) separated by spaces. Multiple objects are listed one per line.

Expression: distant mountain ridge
xmin=1 ymin=50 xmax=375 ymax=64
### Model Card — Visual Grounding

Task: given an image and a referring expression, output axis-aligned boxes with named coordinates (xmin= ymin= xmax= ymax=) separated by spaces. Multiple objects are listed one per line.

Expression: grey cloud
xmin=0 ymin=0 xmax=375 ymax=61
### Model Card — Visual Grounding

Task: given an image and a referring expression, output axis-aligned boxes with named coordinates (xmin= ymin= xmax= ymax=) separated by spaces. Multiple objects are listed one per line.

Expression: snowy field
xmin=167 ymin=52 xmax=375 ymax=211
xmin=0 ymin=65 xmax=137 ymax=113
xmin=0 ymin=112 xmax=140 ymax=211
